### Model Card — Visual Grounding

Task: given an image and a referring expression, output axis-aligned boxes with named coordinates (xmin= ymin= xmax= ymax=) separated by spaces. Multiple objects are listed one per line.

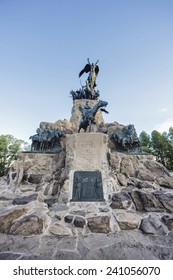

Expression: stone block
xmin=113 ymin=211 xmax=141 ymax=230
xmin=131 ymin=190 xmax=165 ymax=212
xmin=64 ymin=215 xmax=74 ymax=223
xmin=161 ymin=215 xmax=173 ymax=230
xmin=140 ymin=215 xmax=169 ymax=235
xmin=154 ymin=191 xmax=173 ymax=213
xmin=49 ymin=223 xmax=72 ymax=236
xmin=0 ymin=253 xmax=21 ymax=260
xmin=73 ymin=216 xmax=86 ymax=228
xmin=0 ymin=207 xmax=28 ymax=233
xmin=110 ymin=192 xmax=132 ymax=209
xmin=9 ymin=214 xmax=43 ymax=236
xmin=13 ymin=193 xmax=38 ymax=205
xmin=87 ymin=215 xmax=111 ymax=233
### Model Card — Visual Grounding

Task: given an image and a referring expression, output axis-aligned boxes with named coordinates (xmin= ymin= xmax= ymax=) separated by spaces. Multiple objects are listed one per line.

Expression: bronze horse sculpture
xmin=78 ymin=100 xmax=108 ymax=133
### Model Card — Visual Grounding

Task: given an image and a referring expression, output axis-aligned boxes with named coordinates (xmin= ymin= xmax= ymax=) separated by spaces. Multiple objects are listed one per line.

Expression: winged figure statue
xmin=79 ymin=58 xmax=99 ymax=96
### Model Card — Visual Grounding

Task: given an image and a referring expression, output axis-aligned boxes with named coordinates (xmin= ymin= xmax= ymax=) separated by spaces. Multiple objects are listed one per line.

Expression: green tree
xmin=151 ymin=130 xmax=166 ymax=166
xmin=139 ymin=131 xmax=152 ymax=153
xmin=0 ymin=134 xmax=25 ymax=177
xmin=168 ymin=127 xmax=173 ymax=141
xmin=151 ymin=130 xmax=173 ymax=170
xmin=139 ymin=128 xmax=173 ymax=171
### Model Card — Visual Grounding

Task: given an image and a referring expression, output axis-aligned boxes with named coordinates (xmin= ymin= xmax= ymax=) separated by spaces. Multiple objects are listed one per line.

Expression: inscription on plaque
xmin=75 ymin=134 xmax=103 ymax=169
xmin=71 ymin=171 xmax=104 ymax=201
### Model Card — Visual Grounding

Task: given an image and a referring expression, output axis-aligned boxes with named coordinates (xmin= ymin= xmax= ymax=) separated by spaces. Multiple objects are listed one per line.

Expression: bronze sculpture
xmin=30 ymin=128 xmax=63 ymax=153
xmin=78 ymin=100 xmax=108 ymax=133
xmin=79 ymin=58 xmax=99 ymax=97
xmin=110 ymin=124 xmax=140 ymax=152
xmin=70 ymin=58 xmax=100 ymax=100
xmin=72 ymin=171 xmax=104 ymax=201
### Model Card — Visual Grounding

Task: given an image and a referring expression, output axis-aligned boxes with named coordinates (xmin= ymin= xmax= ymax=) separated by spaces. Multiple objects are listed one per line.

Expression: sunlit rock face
xmin=0 ymin=103 xmax=173 ymax=259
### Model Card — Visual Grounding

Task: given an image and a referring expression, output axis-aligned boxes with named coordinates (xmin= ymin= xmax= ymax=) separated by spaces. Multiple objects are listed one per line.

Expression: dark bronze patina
xmin=70 ymin=58 xmax=100 ymax=100
xmin=78 ymin=100 xmax=108 ymax=133
xmin=29 ymin=127 xmax=63 ymax=153
xmin=71 ymin=171 xmax=104 ymax=201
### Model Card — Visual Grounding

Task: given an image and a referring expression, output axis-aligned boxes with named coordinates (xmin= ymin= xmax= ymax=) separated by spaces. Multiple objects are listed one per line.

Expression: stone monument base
xmin=0 ymin=133 xmax=173 ymax=259
xmin=65 ymin=133 xmax=112 ymax=202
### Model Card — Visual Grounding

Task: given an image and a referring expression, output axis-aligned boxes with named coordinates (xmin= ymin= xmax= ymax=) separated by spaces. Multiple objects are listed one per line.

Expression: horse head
xmin=97 ymin=100 xmax=108 ymax=108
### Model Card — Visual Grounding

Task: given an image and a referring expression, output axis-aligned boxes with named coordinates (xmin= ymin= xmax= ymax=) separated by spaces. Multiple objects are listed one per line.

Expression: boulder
xmin=154 ymin=191 xmax=173 ymax=213
xmin=64 ymin=215 xmax=74 ymax=224
xmin=13 ymin=194 xmax=38 ymax=205
xmin=73 ymin=216 xmax=86 ymax=228
xmin=136 ymin=169 xmax=155 ymax=181
xmin=87 ymin=215 xmax=111 ymax=233
xmin=110 ymin=192 xmax=132 ymax=209
xmin=129 ymin=178 xmax=159 ymax=190
xmin=140 ymin=215 xmax=169 ymax=235
xmin=143 ymin=160 xmax=170 ymax=177
xmin=9 ymin=214 xmax=43 ymax=236
xmin=11 ymin=152 xmax=66 ymax=187
xmin=43 ymin=181 xmax=63 ymax=196
xmin=49 ymin=223 xmax=72 ymax=236
xmin=120 ymin=157 xmax=136 ymax=177
xmin=155 ymin=176 xmax=173 ymax=189
xmin=27 ymin=174 xmax=43 ymax=184
xmin=131 ymin=190 xmax=165 ymax=212
xmin=44 ymin=198 xmax=59 ymax=207
xmin=0 ymin=207 xmax=28 ymax=233
xmin=117 ymin=174 xmax=129 ymax=186
xmin=114 ymin=211 xmax=141 ymax=230
xmin=109 ymin=152 xmax=173 ymax=190
xmin=161 ymin=215 xmax=173 ymax=230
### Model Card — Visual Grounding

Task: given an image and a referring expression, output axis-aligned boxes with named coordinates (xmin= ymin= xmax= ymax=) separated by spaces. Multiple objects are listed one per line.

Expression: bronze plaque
xmin=71 ymin=171 xmax=104 ymax=201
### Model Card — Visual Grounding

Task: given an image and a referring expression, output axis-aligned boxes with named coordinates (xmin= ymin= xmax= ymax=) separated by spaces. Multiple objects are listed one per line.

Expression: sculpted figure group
xmin=72 ymin=171 xmax=104 ymax=202
xmin=30 ymin=127 xmax=63 ymax=153
xmin=110 ymin=124 xmax=140 ymax=152
xmin=78 ymin=100 xmax=108 ymax=133
xmin=70 ymin=58 xmax=100 ymax=101
xmin=29 ymin=59 xmax=140 ymax=154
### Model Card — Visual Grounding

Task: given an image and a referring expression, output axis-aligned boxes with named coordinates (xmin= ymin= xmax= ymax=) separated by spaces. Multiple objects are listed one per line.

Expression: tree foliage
xmin=139 ymin=127 xmax=173 ymax=171
xmin=139 ymin=131 xmax=151 ymax=154
xmin=0 ymin=134 xmax=26 ymax=177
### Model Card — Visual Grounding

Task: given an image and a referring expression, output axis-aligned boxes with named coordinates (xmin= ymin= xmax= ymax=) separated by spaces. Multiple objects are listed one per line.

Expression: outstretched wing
xmin=95 ymin=65 xmax=99 ymax=75
xmin=79 ymin=63 xmax=91 ymax=77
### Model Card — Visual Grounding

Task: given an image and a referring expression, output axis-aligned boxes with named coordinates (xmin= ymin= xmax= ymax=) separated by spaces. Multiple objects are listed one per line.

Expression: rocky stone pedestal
xmin=65 ymin=133 xmax=111 ymax=202
xmin=1 ymin=128 xmax=173 ymax=259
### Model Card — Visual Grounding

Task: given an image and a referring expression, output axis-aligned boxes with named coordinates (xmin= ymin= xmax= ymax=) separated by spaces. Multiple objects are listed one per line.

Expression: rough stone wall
xmin=0 ymin=132 xmax=173 ymax=259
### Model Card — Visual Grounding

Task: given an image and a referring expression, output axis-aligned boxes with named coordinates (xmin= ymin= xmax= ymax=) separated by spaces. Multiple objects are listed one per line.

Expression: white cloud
xmin=158 ymin=107 xmax=168 ymax=113
xmin=155 ymin=119 xmax=173 ymax=132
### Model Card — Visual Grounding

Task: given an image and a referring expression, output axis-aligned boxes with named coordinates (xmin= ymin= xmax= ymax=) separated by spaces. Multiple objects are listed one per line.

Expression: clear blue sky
xmin=0 ymin=0 xmax=173 ymax=142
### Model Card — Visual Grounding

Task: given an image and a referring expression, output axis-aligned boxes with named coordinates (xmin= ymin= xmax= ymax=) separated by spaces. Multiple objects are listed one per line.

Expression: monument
xmin=29 ymin=59 xmax=141 ymax=203
xmin=0 ymin=59 xmax=173 ymax=260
